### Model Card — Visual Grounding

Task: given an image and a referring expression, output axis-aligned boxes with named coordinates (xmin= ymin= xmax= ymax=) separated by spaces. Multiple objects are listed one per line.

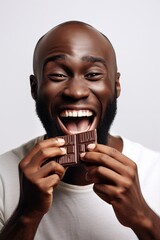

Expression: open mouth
xmin=58 ymin=109 xmax=95 ymax=134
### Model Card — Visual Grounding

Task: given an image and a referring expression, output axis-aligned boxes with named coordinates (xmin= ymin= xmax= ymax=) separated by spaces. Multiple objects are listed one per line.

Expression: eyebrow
xmin=44 ymin=54 xmax=66 ymax=65
xmin=44 ymin=54 xmax=107 ymax=67
xmin=82 ymin=56 xmax=107 ymax=66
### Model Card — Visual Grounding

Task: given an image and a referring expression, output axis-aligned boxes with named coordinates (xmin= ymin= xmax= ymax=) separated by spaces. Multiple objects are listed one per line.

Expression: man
xmin=0 ymin=21 xmax=160 ymax=240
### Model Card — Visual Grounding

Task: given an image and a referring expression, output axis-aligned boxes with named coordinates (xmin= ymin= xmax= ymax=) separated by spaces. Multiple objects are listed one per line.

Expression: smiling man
xmin=0 ymin=21 xmax=160 ymax=240
xmin=33 ymin=22 xmax=119 ymax=146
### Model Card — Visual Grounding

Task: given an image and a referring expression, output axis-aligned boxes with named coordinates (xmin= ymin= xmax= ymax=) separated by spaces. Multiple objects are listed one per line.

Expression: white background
xmin=0 ymin=0 xmax=160 ymax=154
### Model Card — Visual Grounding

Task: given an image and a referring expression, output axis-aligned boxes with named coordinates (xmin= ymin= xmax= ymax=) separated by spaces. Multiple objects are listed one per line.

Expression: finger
xmin=81 ymin=151 xmax=126 ymax=175
xmin=86 ymin=163 xmax=135 ymax=190
xmin=20 ymin=137 xmax=65 ymax=168
xmin=32 ymin=174 xmax=61 ymax=195
xmin=43 ymin=174 xmax=61 ymax=193
xmin=35 ymin=160 xmax=66 ymax=179
xmin=22 ymin=147 xmax=66 ymax=173
xmin=81 ymin=145 xmax=136 ymax=177
xmin=87 ymin=144 xmax=133 ymax=166
xmin=86 ymin=165 xmax=124 ymax=185
xmin=93 ymin=183 xmax=121 ymax=204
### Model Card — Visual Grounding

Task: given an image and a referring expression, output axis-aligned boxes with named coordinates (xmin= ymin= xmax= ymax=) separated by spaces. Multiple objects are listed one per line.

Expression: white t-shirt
xmin=0 ymin=136 xmax=160 ymax=239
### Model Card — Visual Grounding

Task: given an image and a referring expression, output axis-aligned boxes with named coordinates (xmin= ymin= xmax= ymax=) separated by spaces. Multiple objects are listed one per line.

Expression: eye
xmin=48 ymin=73 xmax=67 ymax=81
xmin=85 ymin=72 xmax=102 ymax=81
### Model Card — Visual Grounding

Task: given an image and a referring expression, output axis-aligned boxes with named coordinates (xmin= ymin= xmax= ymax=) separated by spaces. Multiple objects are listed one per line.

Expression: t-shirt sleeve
xmin=0 ymin=177 xmax=5 ymax=230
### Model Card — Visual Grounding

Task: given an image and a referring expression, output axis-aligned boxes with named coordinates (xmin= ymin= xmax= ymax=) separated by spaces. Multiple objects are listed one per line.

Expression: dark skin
xmin=0 ymin=22 xmax=160 ymax=240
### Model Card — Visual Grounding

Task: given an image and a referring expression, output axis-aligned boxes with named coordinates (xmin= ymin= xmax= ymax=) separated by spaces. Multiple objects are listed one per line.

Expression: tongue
xmin=65 ymin=118 xmax=90 ymax=133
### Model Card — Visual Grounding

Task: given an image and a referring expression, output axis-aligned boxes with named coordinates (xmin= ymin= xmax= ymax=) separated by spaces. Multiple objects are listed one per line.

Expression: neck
xmin=62 ymin=134 xmax=123 ymax=185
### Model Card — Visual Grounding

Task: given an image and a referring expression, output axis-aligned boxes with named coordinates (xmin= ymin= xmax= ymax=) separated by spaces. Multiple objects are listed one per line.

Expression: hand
xmin=18 ymin=137 xmax=66 ymax=218
xmin=80 ymin=143 xmax=151 ymax=229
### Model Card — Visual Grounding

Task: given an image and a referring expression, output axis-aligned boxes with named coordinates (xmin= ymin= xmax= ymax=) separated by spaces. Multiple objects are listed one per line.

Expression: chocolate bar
xmin=54 ymin=129 xmax=97 ymax=167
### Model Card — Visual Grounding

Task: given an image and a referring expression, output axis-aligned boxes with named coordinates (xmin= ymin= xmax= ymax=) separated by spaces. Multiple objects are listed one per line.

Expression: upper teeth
xmin=60 ymin=110 xmax=93 ymax=117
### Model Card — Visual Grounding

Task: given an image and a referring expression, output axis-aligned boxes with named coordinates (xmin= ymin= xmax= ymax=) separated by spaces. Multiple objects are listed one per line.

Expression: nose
xmin=62 ymin=77 xmax=90 ymax=100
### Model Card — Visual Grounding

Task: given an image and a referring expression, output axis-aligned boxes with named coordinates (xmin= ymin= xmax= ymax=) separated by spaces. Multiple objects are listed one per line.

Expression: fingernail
xmin=87 ymin=143 xmax=96 ymax=150
xmin=60 ymin=147 xmax=67 ymax=154
xmin=57 ymin=138 xmax=65 ymax=143
xmin=80 ymin=152 xmax=86 ymax=159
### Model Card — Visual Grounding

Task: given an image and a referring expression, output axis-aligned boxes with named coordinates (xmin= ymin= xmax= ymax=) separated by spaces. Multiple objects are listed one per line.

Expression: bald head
xmin=32 ymin=21 xmax=118 ymax=79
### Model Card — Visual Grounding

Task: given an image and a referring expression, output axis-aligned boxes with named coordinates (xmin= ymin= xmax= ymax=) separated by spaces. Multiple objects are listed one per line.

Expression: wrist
xmin=19 ymin=210 xmax=44 ymax=227
xmin=0 ymin=209 xmax=44 ymax=240
xmin=132 ymin=211 xmax=160 ymax=240
xmin=12 ymin=204 xmax=44 ymax=230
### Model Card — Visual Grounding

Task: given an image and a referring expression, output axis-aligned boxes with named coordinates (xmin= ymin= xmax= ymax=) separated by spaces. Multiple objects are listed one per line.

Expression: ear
xmin=30 ymin=75 xmax=38 ymax=100
xmin=115 ymin=72 xmax=121 ymax=98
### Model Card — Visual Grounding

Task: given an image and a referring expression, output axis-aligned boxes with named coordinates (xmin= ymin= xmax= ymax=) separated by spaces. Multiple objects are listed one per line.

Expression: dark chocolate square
xmin=54 ymin=129 xmax=97 ymax=167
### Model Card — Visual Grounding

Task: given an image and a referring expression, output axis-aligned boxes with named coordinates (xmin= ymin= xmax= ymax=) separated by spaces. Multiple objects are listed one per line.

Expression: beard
xmin=97 ymin=96 xmax=117 ymax=145
xmin=35 ymin=95 xmax=117 ymax=145
xmin=35 ymin=100 xmax=63 ymax=139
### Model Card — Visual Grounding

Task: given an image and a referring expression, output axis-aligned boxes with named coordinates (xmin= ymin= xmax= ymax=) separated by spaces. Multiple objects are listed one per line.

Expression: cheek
xmin=38 ymin=82 xmax=59 ymax=101
xmin=91 ymin=81 xmax=114 ymax=107
xmin=90 ymin=80 xmax=116 ymax=121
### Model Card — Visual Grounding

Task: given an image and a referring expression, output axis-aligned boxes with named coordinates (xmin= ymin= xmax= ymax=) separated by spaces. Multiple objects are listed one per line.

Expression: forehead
xmin=33 ymin=23 xmax=115 ymax=75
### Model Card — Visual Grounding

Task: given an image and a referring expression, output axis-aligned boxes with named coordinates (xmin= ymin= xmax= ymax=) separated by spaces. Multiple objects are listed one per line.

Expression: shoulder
xmin=122 ymin=137 xmax=160 ymax=173
xmin=122 ymin=137 xmax=160 ymax=160
xmin=0 ymin=136 xmax=44 ymax=174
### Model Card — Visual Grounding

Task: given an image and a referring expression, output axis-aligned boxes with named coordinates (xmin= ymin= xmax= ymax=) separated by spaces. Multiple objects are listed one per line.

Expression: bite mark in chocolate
xmin=54 ymin=129 xmax=97 ymax=167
